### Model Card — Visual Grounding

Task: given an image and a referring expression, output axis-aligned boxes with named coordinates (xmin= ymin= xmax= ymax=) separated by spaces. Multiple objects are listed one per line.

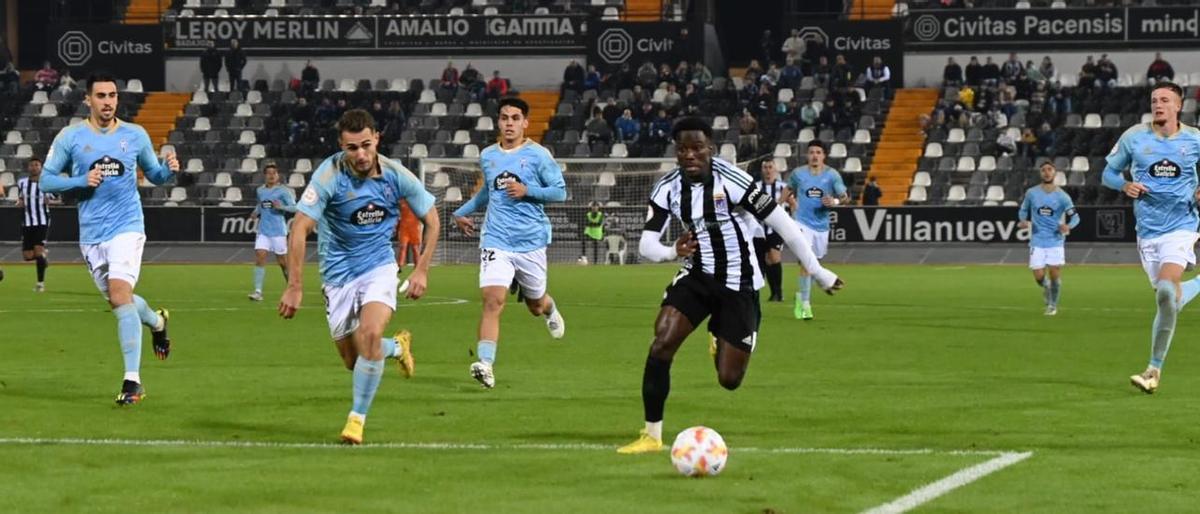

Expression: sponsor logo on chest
xmin=351 ymin=202 xmax=387 ymax=226
xmin=494 ymin=170 xmax=522 ymax=190
xmin=1150 ymin=159 xmax=1182 ymax=178
xmin=1037 ymin=205 xmax=1054 ymax=216
xmin=91 ymin=155 xmax=125 ymax=177
xmin=806 ymin=186 xmax=824 ymax=199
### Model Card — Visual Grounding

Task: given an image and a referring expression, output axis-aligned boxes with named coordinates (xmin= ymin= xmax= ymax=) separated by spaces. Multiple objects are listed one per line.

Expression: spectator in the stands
xmin=745 ymin=59 xmax=765 ymax=80
xmin=760 ymin=29 xmax=775 ymax=66
xmin=1046 ymin=82 xmax=1071 ymax=115
xmin=964 ymin=56 xmax=982 ymax=87
xmin=1038 ymin=56 xmax=1055 ymax=82
xmin=224 ymin=39 xmax=246 ymax=92
xmin=630 ymin=84 xmax=648 ymax=106
xmin=315 ymin=97 xmax=338 ymax=128
xmin=738 ymin=109 xmax=759 ymax=152
xmin=1 ymin=61 xmax=19 ymax=93
xmin=440 ymin=60 xmax=459 ymax=92
xmin=761 ymin=63 xmax=781 ymax=88
xmin=382 ymin=99 xmax=405 ymax=143
xmin=615 ymin=108 xmax=640 ymax=143
xmin=862 ymin=176 xmax=882 ymax=206
xmin=200 ymin=42 xmax=222 ymax=93
xmin=289 ymin=96 xmax=313 ymax=143
xmin=681 ymin=82 xmax=700 ymax=114
xmin=638 ymin=100 xmax=656 ymax=123
xmin=299 ymin=60 xmax=320 ymax=96
xmin=751 ymin=84 xmax=774 ymax=117
xmin=56 ymin=70 xmax=76 ymax=92
xmin=461 ymin=63 xmax=484 ymax=101
xmin=1018 ymin=127 xmax=1038 ymax=158
xmin=648 ymin=108 xmax=672 ymax=145
xmin=739 ymin=75 xmax=759 ymax=109
xmin=584 ymin=64 xmax=601 ymax=91
xmin=1036 ymin=121 xmax=1055 ymax=155
xmin=612 ymin=62 xmax=635 ymax=90
xmin=802 ymin=35 xmax=826 ymax=73
xmin=585 ymin=107 xmax=613 ymax=145
xmin=782 ymin=28 xmax=805 ymax=65
xmin=658 ymin=63 xmax=676 ymax=87
xmin=692 ymin=62 xmax=713 ymax=89
xmin=637 ymin=61 xmax=658 ymax=89
xmin=1147 ymin=52 xmax=1174 ymax=86
xmin=780 ymin=58 xmax=802 ymax=90
xmin=674 ymin=61 xmax=692 ymax=86
xmin=943 ymin=57 xmax=963 ymax=87
xmin=369 ymin=99 xmax=387 ymax=129
xmin=562 ymin=59 xmax=584 ymax=94
xmin=601 ymin=101 xmax=622 ymax=127
xmin=485 ymin=70 xmax=508 ymax=99
xmin=800 ymin=101 xmax=819 ymax=127
xmin=1001 ymin=52 xmax=1023 ymax=82
xmin=865 ymin=55 xmax=891 ymax=95
xmin=831 ymin=54 xmax=855 ymax=89
xmin=812 ymin=55 xmax=832 ymax=88
xmin=662 ymin=83 xmax=682 ymax=113
xmin=1024 ymin=60 xmax=1044 ymax=84
xmin=1095 ymin=54 xmax=1118 ymax=89
xmin=1078 ymin=55 xmax=1097 ymax=88
xmin=34 ymin=61 xmax=59 ymax=91
xmin=980 ymin=56 xmax=1000 ymax=87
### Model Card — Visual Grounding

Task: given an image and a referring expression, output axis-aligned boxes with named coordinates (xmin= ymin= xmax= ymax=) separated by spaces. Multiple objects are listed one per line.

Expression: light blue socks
xmin=132 ymin=294 xmax=161 ymax=330
xmin=1049 ymin=279 xmax=1061 ymax=307
xmin=477 ymin=340 xmax=497 ymax=364
xmin=351 ymin=356 xmax=385 ymax=417
xmin=1151 ymin=280 xmax=1178 ymax=369
xmin=799 ymin=275 xmax=812 ymax=302
xmin=253 ymin=266 xmax=265 ymax=292
xmin=1181 ymin=276 xmax=1200 ymax=308
xmin=382 ymin=337 xmax=399 ymax=358
xmin=114 ymin=304 xmax=142 ymax=379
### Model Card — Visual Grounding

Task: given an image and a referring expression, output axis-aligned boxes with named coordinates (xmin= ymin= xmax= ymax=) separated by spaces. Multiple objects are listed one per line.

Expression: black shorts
xmin=764 ymin=232 xmax=784 ymax=251
xmin=21 ymin=226 xmax=48 ymax=251
xmin=661 ymin=270 xmax=760 ymax=352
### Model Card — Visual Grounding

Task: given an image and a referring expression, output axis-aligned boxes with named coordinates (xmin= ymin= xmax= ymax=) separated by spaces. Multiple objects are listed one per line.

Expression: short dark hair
xmin=1152 ymin=81 xmax=1184 ymax=100
xmin=807 ymin=140 xmax=827 ymax=153
xmin=262 ymin=161 xmax=279 ymax=172
xmin=498 ymin=97 xmax=529 ymax=117
xmin=1039 ymin=159 xmax=1055 ymax=170
xmin=86 ymin=72 xmax=118 ymax=94
xmin=337 ymin=109 xmax=376 ymax=133
xmin=671 ymin=116 xmax=712 ymax=141
xmin=27 ymin=156 xmax=43 ymax=164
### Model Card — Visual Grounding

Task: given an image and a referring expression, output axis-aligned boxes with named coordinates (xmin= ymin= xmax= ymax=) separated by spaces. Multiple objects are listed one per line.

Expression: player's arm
xmin=518 ymin=155 xmax=568 ymax=203
xmin=1062 ymin=196 xmax=1080 ymax=233
xmin=39 ymin=132 xmax=95 ymax=192
xmin=1017 ymin=193 xmax=1031 ymax=228
xmin=275 ymin=189 xmax=298 ymax=213
xmin=1102 ymin=130 xmax=1147 ymax=197
xmin=744 ymin=186 xmax=838 ymax=289
xmin=279 ymin=212 xmax=315 ymax=319
xmin=397 ymin=172 xmax=439 ymax=299
xmin=639 ymin=202 xmax=690 ymax=262
xmin=452 ymin=183 xmax=489 ymax=236
xmin=821 ymin=172 xmax=849 ymax=207
xmin=251 ymin=193 xmax=261 ymax=220
xmin=136 ymin=129 xmax=178 ymax=185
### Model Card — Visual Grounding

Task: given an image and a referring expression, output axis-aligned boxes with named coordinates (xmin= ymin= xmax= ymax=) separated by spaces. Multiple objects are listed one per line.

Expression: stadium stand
xmin=158 ymin=0 xmax=628 ymax=18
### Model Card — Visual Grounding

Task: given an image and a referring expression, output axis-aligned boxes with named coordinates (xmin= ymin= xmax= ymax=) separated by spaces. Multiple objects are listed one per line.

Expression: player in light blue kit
xmin=1018 ymin=161 xmax=1080 ymax=316
xmin=452 ymin=97 xmax=567 ymax=389
xmin=247 ymin=162 xmax=296 ymax=301
xmin=786 ymin=140 xmax=848 ymax=321
xmin=278 ymin=110 xmax=439 ymax=444
xmin=39 ymin=73 xmax=177 ymax=405
xmin=1102 ymin=81 xmax=1200 ymax=394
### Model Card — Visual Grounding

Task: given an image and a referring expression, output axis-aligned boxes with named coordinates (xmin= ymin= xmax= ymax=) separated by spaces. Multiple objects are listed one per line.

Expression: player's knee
xmin=649 ymin=336 xmax=681 ymax=360
xmin=717 ymin=369 xmax=744 ymax=391
xmin=1155 ymin=279 xmax=1176 ymax=307
xmin=482 ymin=294 xmax=506 ymax=313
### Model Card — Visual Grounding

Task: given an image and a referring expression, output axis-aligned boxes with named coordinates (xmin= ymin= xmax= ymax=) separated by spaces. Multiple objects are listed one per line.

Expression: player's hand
xmin=1122 ymin=181 xmax=1149 ymax=198
xmin=405 ymin=269 xmax=428 ymax=300
xmin=86 ymin=165 xmax=103 ymax=187
xmin=1018 ymin=220 xmax=1031 ymax=229
xmin=1058 ymin=223 xmax=1070 ymax=235
xmin=674 ymin=231 xmax=699 ymax=258
xmin=455 ymin=216 xmax=476 ymax=237
xmin=271 ymin=200 xmax=282 ymax=209
xmin=278 ymin=285 xmax=302 ymax=319
xmin=506 ymin=182 xmax=528 ymax=199
xmin=164 ymin=152 xmax=180 ymax=173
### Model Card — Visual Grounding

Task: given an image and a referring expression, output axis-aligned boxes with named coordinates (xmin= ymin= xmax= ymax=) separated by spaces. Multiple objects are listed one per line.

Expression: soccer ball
xmin=670 ymin=426 xmax=728 ymax=477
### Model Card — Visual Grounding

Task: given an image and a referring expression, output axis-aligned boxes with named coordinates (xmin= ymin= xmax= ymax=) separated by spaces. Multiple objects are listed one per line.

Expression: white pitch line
xmin=0 ymin=297 xmax=469 ymax=314
xmin=860 ymin=451 xmax=1034 ymax=514
xmin=0 ymin=437 xmax=1008 ymax=456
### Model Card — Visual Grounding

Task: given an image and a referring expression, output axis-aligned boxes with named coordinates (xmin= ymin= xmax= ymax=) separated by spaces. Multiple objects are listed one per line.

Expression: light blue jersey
xmin=38 ymin=120 xmax=173 ymax=244
xmin=1019 ymin=186 xmax=1080 ymax=248
xmin=1103 ymin=123 xmax=1200 ymax=239
xmin=297 ymin=153 xmax=434 ymax=287
xmin=255 ymin=185 xmax=297 ymax=237
xmin=452 ymin=140 xmax=566 ymax=252
xmin=787 ymin=165 xmax=846 ymax=232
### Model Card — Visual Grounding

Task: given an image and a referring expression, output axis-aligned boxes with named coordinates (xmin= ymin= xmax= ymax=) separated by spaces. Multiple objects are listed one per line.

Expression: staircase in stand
xmin=869 ymin=88 xmax=939 ymax=206
xmin=134 ymin=92 xmax=191 ymax=148
xmin=517 ymin=90 xmax=560 ymax=143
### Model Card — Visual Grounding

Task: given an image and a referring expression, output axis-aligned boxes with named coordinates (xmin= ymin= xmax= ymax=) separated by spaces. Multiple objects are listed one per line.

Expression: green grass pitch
xmin=1 ymin=262 xmax=1198 ymax=513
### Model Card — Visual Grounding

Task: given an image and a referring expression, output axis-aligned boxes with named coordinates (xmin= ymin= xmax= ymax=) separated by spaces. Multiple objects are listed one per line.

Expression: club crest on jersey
xmin=494 ymin=170 xmax=522 ymax=190
xmin=351 ymin=203 xmax=387 ymax=226
xmin=806 ymin=186 xmax=824 ymax=199
xmin=1150 ymin=159 xmax=1182 ymax=178
xmin=90 ymin=155 xmax=125 ymax=177
xmin=1038 ymin=206 xmax=1054 ymax=216
xmin=713 ymin=191 xmax=726 ymax=209
xmin=120 ymin=139 xmax=128 ymax=153
xmin=382 ymin=184 xmax=397 ymax=203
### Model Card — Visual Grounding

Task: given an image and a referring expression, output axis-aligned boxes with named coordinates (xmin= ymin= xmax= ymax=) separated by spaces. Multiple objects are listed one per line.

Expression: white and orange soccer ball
xmin=670 ymin=426 xmax=728 ymax=477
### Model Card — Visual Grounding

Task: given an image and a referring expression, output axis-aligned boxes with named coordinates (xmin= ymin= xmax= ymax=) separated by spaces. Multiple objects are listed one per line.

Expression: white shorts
xmin=1028 ymin=246 xmax=1066 ymax=270
xmin=479 ymin=247 xmax=548 ymax=300
xmin=1137 ymin=230 xmax=1199 ymax=285
xmin=796 ymin=223 xmax=830 ymax=259
xmin=322 ymin=263 xmax=399 ymax=340
xmin=255 ymin=234 xmax=288 ymax=255
xmin=80 ymin=232 xmax=146 ymax=299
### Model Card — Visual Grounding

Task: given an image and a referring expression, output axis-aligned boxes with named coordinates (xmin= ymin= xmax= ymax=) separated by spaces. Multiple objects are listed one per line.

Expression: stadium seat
xmin=651 ymin=89 xmax=668 ymax=104
xmin=475 ymin=117 xmax=494 ymax=132
xmin=4 ymin=131 xmax=20 ymax=145
xmin=431 ymin=103 xmax=448 ymax=117
xmin=907 ymin=186 xmax=927 ymax=203
xmin=387 ymin=78 xmax=409 ymax=93
xmin=186 ymin=158 xmax=204 ymax=173
xmin=0 ymin=172 xmax=13 ymax=187
xmin=602 ymin=6 xmax=619 ymax=20
xmin=978 ymin=155 xmax=996 ymax=173
xmin=465 ymin=103 xmax=482 ymax=117
xmin=193 ymin=117 xmax=211 ymax=131
xmin=852 ymin=129 xmax=871 ymax=144
xmin=912 ymin=171 xmax=932 ymax=187
xmin=598 ymin=171 xmax=617 ymax=187
xmin=1070 ymin=156 xmax=1090 ymax=172
xmin=712 ymin=116 xmax=729 ymax=130
xmin=213 ymin=172 xmax=233 ymax=188
xmin=126 ymin=79 xmax=144 ymax=93
xmin=444 ymin=187 xmax=463 ymax=202
xmin=923 ymin=142 xmax=942 ymax=158
xmin=610 ymin=144 xmax=628 ymax=158
xmin=238 ymin=130 xmax=256 ymax=145
xmin=30 ymin=91 xmax=48 ymax=105
xmin=287 ymin=173 xmax=306 ymax=188
xmin=235 ymin=104 xmax=252 ymax=117
xmin=418 ymin=90 xmax=436 ymax=104
xmin=985 ymin=185 xmax=1005 ymax=203
xmin=1102 ymin=114 xmax=1121 ymax=128
xmin=462 ymin=145 xmax=480 ymax=159
xmin=38 ymin=104 xmax=56 ymax=117
xmin=239 ymin=158 xmax=258 ymax=173
xmin=843 ymin=157 xmax=862 ymax=173
xmin=169 ymin=187 xmax=188 ymax=203
xmin=777 ymin=88 xmax=793 ymax=103
xmin=719 ymin=143 xmax=737 ymax=162
xmin=15 ymin=144 xmax=31 ymax=158
xmin=773 ymin=143 xmax=792 ymax=158
xmin=248 ymin=144 xmax=266 ymax=159
xmin=829 ymin=143 xmax=847 ymax=159
xmin=246 ymin=90 xmax=262 ymax=104
xmin=946 ymin=185 xmax=966 ymax=202
xmin=336 ymin=79 xmax=355 ymax=92
xmin=410 ymin=144 xmax=428 ymax=158
xmin=797 ymin=128 xmax=815 ymax=144
xmin=293 ymin=159 xmax=312 ymax=174
xmin=773 ymin=158 xmax=788 ymax=172
xmin=191 ymin=91 xmax=209 ymax=105
xmin=223 ymin=187 xmax=243 ymax=203
xmin=431 ymin=172 xmax=450 ymax=188
xmin=956 ymin=156 xmax=975 ymax=173
xmin=947 ymin=128 xmax=965 ymax=143
xmin=1140 ymin=112 xmax=1153 ymax=124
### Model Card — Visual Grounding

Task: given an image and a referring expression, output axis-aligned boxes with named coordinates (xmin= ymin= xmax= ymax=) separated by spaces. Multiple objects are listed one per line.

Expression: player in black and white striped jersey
xmin=754 ymin=159 xmax=790 ymax=302
xmin=16 ymin=157 xmax=59 ymax=292
xmin=617 ymin=117 xmax=844 ymax=454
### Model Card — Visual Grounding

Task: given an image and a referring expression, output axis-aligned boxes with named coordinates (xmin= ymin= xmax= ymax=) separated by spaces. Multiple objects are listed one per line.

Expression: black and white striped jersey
xmin=644 ymin=158 xmax=780 ymax=292
xmin=16 ymin=176 xmax=53 ymax=227
xmin=754 ymin=178 xmax=789 ymax=237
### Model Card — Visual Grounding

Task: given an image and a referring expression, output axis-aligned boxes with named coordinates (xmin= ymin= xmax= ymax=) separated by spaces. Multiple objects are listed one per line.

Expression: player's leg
xmin=250 ymin=234 xmax=270 ymax=300
xmin=274 ymin=252 xmax=288 ymax=282
xmin=1046 ymin=265 xmax=1062 ymax=314
xmin=1131 ymin=232 xmax=1195 ymax=393
xmin=336 ymin=265 xmax=403 ymax=444
xmin=794 ymin=228 xmax=823 ymax=320
xmin=33 ymin=242 xmax=47 ymax=291
xmin=1030 ymin=248 xmax=1050 ymax=310
xmin=711 ymin=289 xmax=760 ymax=390
xmin=516 ymin=248 xmax=563 ymax=339
xmin=766 ymin=243 xmax=784 ymax=302
xmin=472 ymin=249 xmax=515 ymax=388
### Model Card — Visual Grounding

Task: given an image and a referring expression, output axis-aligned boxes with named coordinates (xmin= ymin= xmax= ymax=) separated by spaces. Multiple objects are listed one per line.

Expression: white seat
xmin=462 ymin=144 xmax=480 ymax=159
xmin=246 ymin=90 xmax=262 ymax=104
xmin=38 ymin=104 xmax=57 ymax=117
xmin=777 ymin=88 xmax=794 ymax=103
xmin=719 ymin=144 xmax=737 ymax=162
xmin=191 ymin=91 xmax=209 ymax=105
xmin=247 ymin=144 xmax=266 ymax=159
xmin=609 ymin=143 xmax=628 ymax=158
xmin=452 ymin=130 xmax=471 ymax=145
xmin=169 ymin=187 xmax=188 ymax=202
xmin=410 ymin=144 xmax=428 ymax=158
xmin=0 ymin=172 xmax=14 ymax=187
xmin=1184 ymin=99 xmax=1197 ymax=114
xmin=946 ymin=185 xmax=966 ymax=202
xmin=449 ymin=6 xmax=465 ymax=15
xmin=388 ymin=78 xmax=409 ymax=92
xmin=956 ymin=156 xmax=976 ymax=173
xmin=947 ymin=128 xmax=965 ymax=143
xmin=598 ymin=171 xmax=617 ymax=186
xmin=431 ymin=103 xmax=448 ymax=117
xmin=30 ymin=91 xmax=48 ymax=105
xmin=852 ymin=129 xmax=871 ymax=144
xmin=294 ymin=159 xmax=313 ymax=174
xmin=1083 ymin=113 xmax=1102 ymax=128
xmin=418 ymin=90 xmax=436 ymax=104
xmin=978 ymin=155 xmax=996 ymax=173
xmin=223 ymin=187 xmax=243 ymax=202
xmin=1070 ymin=156 xmax=1090 ymax=172
xmin=337 ymin=79 xmax=356 ymax=92
xmin=907 ymin=185 xmax=927 ymax=202
xmin=1054 ymin=171 xmax=1067 ymax=186
xmin=912 ymin=171 xmax=932 ymax=187
xmin=712 ymin=116 xmax=729 ymax=130
xmin=239 ymin=158 xmax=258 ymax=173
xmin=186 ymin=158 xmax=204 ymax=173
xmin=465 ymin=103 xmax=483 ymax=117
xmin=1141 ymin=113 xmax=1153 ymax=124
xmin=924 ymin=142 xmax=943 ymax=158
xmin=773 ymin=158 xmax=788 ymax=172
xmin=444 ymin=186 xmax=463 ymax=202
xmin=1015 ymin=1 xmax=1031 ymax=8
xmin=237 ymin=130 xmax=256 ymax=145
xmin=475 ymin=117 xmax=494 ymax=131
xmin=1005 ymin=127 xmax=1021 ymax=141
xmin=651 ymin=89 xmax=668 ymax=104
xmin=15 ymin=144 xmax=32 ymax=158
xmin=235 ymin=103 xmax=253 ymax=117
xmin=773 ymin=143 xmax=792 ymax=158
xmin=843 ymin=157 xmax=862 ymax=173
xmin=1002 ymin=200 xmax=1019 ymax=207
xmin=602 ymin=6 xmax=619 ymax=20
xmin=1190 ymin=72 xmax=1200 ymax=86
xmin=985 ymin=185 xmax=1005 ymax=202
xmin=604 ymin=235 xmax=627 ymax=265
xmin=829 ymin=143 xmax=847 ymax=159
xmin=4 ymin=131 xmax=21 ymax=145
xmin=287 ymin=173 xmax=306 ymax=188
xmin=193 ymin=117 xmax=211 ymax=131
xmin=125 ymin=79 xmax=144 ymax=93
xmin=214 ymin=172 xmax=233 ymax=187
xmin=797 ymin=128 xmax=815 ymax=144
xmin=431 ymin=172 xmax=450 ymax=188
